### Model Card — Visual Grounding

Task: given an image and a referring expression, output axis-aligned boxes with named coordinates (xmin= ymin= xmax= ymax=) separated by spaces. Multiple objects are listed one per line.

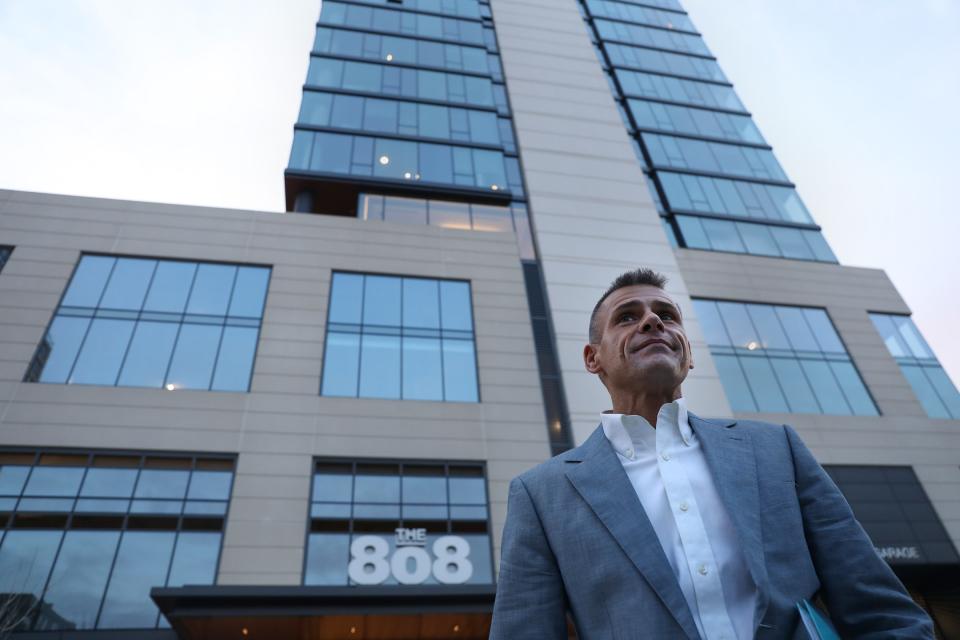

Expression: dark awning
xmin=826 ymin=465 xmax=959 ymax=566
xmin=151 ymin=585 xmax=496 ymax=640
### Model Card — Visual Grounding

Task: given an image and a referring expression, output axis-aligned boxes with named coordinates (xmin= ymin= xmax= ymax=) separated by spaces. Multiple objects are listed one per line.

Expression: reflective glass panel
xmin=98 ymin=531 xmax=176 ymax=628
xmin=323 ymin=274 xmax=478 ymax=402
xmin=29 ymin=256 xmax=269 ymax=392
xmin=43 ymin=530 xmax=120 ymax=629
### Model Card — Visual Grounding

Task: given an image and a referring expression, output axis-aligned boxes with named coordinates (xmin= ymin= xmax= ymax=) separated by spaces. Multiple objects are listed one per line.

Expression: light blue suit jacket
xmin=490 ymin=416 xmax=932 ymax=639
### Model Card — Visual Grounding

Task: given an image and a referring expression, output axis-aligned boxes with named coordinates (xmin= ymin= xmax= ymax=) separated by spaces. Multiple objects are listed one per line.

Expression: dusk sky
xmin=1 ymin=0 xmax=957 ymax=385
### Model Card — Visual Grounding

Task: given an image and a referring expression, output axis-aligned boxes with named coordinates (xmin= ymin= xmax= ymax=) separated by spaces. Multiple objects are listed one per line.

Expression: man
xmin=490 ymin=268 xmax=932 ymax=639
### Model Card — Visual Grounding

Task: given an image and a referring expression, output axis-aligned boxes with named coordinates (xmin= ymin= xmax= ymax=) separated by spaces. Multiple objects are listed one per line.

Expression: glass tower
xmin=285 ymin=0 xmax=574 ymax=453
xmin=580 ymin=0 xmax=838 ymax=262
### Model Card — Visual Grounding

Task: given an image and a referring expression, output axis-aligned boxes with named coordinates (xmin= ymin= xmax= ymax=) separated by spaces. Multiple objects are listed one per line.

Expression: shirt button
xmin=625 ymin=448 xmax=633 ymax=458
xmin=679 ymin=502 xmax=689 ymax=512
xmin=697 ymin=564 xmax=708 ymax=576
xmin=661 ymin=452 xmax=671 ymax=461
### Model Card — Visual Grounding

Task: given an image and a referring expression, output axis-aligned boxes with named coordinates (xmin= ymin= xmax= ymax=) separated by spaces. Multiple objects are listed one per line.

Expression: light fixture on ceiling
xmin=385 ymin=53 xmax=394 ymax=61
xmin=165 ymin=383 xmax=177 ymax=391
xmin=747 ymin=341 xmax=759 ymax=351
xmin=378 ymin=155 xmax=390 ymax=165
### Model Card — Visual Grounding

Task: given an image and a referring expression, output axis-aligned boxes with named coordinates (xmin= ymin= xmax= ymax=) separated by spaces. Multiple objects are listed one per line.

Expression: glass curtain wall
xmin=579 ymin=0 xmax=838 ymax=262
xmin=0 ymin=450 xmax=232 ymax=631
xmin=304 ymin=459 xmax=494 ymax=586
xmin=24 ymin=255 xmax=270 ymax=392
xmin=291 ymin=0 xmax=574 ymax=450
xmin=693 ymin=299 xmax=877 ymax=415
xmin=870 ymin=313 xmax=960 ymax=419
xmin=321 ymin=272 xmax=479 ymax=402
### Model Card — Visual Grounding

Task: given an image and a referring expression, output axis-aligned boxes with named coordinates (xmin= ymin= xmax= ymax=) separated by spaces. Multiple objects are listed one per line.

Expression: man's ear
xmin=584 ymin=343 xmax=603 ymax=375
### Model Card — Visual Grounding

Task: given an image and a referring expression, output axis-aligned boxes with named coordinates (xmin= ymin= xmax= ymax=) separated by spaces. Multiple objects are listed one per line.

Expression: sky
xmin=1 ymin=0 xmax=957 ymax=386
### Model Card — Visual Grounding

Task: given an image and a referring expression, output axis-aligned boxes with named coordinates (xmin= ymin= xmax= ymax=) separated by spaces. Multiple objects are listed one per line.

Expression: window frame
xmin=24 ymin=252 xmax=271 ymax=393
xmin=302 ymin=456 xmax=496 ymax=587
xmin=0 ymin=446 xmax=234 ymax=631
xmin=320 ymin=270 xmax=482 ymax=403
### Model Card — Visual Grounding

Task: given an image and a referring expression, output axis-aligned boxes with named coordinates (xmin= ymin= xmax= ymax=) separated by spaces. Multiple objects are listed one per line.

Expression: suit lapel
xmin=688 ymin=414 xmax=770 ymax=620
xmin=565 ymin=427 xmax=701 ymax=640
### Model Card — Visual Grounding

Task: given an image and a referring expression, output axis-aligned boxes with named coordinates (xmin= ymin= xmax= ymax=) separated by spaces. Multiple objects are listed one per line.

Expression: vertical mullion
xmin=206 ymin=268 xmax=240 ymax=391
xmin=94 ymin=454 xmax=145 ymax=629
xmin=714 ymin=302 xmax=760 ymax=412
xmin=160 ymin=263 xmax=201 ymax=389
xmin=437 ymin=280 xmax=447 ymax=401
xmin=355 ymin=276 xmax=367 ymax=398
xmin=64 ymin=257 xmax=119 ymax=384
xmin=112 ymin=260 xmax=160 ymax=386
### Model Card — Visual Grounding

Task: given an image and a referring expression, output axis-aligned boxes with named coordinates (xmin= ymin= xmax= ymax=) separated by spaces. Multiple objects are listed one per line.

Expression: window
xmin=870 ymin=313 xmax=960 ymax=419
xmin=0 ymin=246 xmax=12 ymax=272
xmin=694 ymin=299 xmax=878 ymax=416
xmin=319 ymin=1 xmax=484 ymax=46
xmin=643 ymin=133 xmax=788 ymax=182
xmin=289 ymin=130 xmax=507 ymax=192
xmin=628 ymin=100 xmax=763 ymax=145
xmin=306 ymin=56 xmax=495 ymax=108
xmin=0 ymin=449 xmax=232 ymax=631
xmin=584 ymin=0 xmax=696 ymax=33
xmin=322 ymin=273 xmax=479 ymax=402
xmin=340 ymin=0 xmax=482 ymax=20
xmin=676 ymin=215 xmax=836 ymax=262
xmin=360 ymin=194 xmax=534 ymax=259
xmin=299 ymin=91 xmax=503 ymax=148
xmin=615 ymin=69 xmax=745 ymax=112
xmin=305 ymin=459 xmax=493 ymax=586
xmin=594 ymin=19 xmax=709 ymax=56
xmin=24 ymin=255 xmax=269 ymax=392
xmin=313 ymin=27 xmax=489 ymax=74
xmin=659 ymin=172 xmax=811 ymax=223
xmin=606 ymin=43 xmax=726 ymax=83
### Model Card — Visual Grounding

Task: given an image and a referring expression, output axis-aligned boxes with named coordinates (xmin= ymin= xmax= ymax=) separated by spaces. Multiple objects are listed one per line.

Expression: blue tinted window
xmin=594 ymin=19 xmax=707 ymax=55
xmin=644 ymin=133 xmax=788 ymax=182
xmin=615 ymin=69 xmax=744 ymax=112
xmin=307 ymin=57 xmax=493 ymax=107
xmin=116 ymin=321 xmax=178 ymax=388
xmin=0 ymin=450 xmax=231 ymax=630
xmin=27 ymin=256 xmax=269 ymax=392
xmin=36 ymin=315 xmax=91 ymax=383
xmin=307 ymin=460 xmax=493 ymax=585
xmin=70 ymin=319 xmax=135 ymax=385
xmin=165 ymin=324 xmax=222 ymax=390
xmin=698 ymin=299 xmax=876 ymax=416
xmin=143 ymin=261 xmax=196 ymax=313
xmin=43 ymin=530 xmax=120 ymax=629
xmin=99 ymin=258 xmax=156 ymax=311
xmin=585 ymin=0 xmax=695 ymax=31
xmin=61 ymin=256 xmax=115 ymax=307
xmin=99 ymin=531 xmax=176 ymax=628
xmin=870 ymin=313 xmax=960 ymax=418
xmin=323 ymin=274 xmax=478 ymax=401
xmin=0 ymin=530 xmax=63 ymax=597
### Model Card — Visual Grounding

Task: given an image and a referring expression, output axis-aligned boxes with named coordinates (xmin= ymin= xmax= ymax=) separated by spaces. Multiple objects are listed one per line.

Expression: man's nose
xmin=640 ymin=312 xmax=664 ymax=332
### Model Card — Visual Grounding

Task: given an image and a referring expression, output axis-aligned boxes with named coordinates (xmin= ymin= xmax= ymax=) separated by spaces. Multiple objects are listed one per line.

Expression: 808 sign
xmin=347 ymin=530 xmax=474 ymax=585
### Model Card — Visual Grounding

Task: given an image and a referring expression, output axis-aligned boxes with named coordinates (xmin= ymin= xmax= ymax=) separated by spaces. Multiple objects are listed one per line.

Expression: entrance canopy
xmin=151 ymin=585 xmax=495 ymax=640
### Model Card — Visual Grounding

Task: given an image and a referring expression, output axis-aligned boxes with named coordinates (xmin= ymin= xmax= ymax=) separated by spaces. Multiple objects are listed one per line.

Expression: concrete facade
xmin=0 ymin=188 xmax=550 ymax=584
xmin=490 ymin=0 xmax=734 ymax=446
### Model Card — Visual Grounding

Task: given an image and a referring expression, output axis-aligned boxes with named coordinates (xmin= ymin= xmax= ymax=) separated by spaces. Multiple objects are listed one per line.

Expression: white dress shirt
xmin=601 ymin=398 xmax=757 ymax=640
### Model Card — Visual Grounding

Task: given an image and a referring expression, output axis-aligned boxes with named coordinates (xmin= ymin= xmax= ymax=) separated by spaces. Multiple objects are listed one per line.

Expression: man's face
xmin=583 ymin=285 xmax=693 ymax=394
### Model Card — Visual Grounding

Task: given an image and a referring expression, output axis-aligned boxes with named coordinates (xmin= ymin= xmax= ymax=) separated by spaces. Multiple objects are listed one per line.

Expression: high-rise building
xmin=0 ymin=0 xmax=958 ymax=637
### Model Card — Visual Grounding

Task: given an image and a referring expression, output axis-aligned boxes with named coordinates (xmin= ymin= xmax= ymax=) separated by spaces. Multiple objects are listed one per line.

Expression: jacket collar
xmin=565 ymin=414 xmax=770 ymax=632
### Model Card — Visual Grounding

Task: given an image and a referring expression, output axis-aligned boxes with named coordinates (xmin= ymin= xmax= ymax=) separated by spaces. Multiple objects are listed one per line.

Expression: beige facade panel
xmin=492 ymin=0 xmax=733 ymax=445
xmin=0 ymin=189 xmax=551 ymax=582
xmin=676 ymin=248 xmax=960 ymax=552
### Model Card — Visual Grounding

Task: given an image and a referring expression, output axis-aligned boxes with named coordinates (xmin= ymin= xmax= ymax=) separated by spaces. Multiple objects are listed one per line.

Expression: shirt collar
xmin=601 ymin=397 xmax=693 ymax=460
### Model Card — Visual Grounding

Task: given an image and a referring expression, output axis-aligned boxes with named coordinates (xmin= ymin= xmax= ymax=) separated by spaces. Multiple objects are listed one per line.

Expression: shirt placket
xmin=656 ymin=427 xmax=739 ymax=640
